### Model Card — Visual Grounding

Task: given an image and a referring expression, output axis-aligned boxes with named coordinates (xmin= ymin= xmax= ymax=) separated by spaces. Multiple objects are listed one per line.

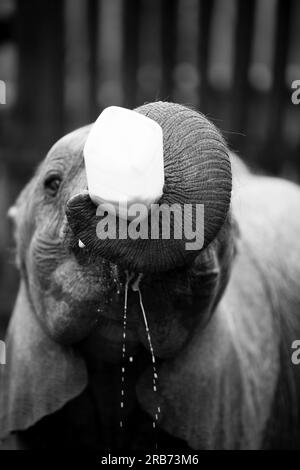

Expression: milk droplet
xmin=78 ymin=239 xmax=85 ymax=248
xmin=119 ymin=270 xmax=135 ymax=432
xmin=134 ymin=274 xmax=161 ymax=442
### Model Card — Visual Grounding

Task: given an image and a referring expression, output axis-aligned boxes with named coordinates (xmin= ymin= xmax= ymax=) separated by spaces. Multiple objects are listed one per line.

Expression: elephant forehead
xmin=44 ymin=125 xmax=92 ymax=168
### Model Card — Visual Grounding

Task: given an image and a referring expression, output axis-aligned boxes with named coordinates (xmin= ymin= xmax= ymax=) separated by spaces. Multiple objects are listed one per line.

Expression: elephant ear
xmin=0 ymin=280 xmax=87 ymax=442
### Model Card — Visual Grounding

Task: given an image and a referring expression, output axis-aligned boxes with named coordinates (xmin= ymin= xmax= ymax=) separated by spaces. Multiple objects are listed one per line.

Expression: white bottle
xmin=84 ymin=106 xmax=164 ymax=220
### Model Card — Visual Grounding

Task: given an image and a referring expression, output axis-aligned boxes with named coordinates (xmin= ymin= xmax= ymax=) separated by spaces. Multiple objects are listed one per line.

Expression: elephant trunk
xmin=66 ymin=102 xmax=232 ymax=273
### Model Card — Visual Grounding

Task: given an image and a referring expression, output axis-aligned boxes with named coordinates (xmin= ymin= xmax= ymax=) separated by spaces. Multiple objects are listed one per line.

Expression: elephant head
xmin=66 ymin=102 xmax=232 ymax=273
xmin=0 ymin=102 xmax=241 ymax=448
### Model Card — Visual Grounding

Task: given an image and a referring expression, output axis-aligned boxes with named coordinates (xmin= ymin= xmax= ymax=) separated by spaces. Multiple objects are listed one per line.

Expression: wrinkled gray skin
xmin=2 ymin=126 xmax=300 ymax=450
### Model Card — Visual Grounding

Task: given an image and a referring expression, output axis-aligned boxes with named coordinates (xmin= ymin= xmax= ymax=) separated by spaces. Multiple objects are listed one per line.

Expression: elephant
xmin=1 ymin=101 xmax=300 ymax=450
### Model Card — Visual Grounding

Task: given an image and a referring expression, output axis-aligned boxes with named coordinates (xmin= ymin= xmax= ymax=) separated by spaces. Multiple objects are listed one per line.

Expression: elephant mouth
xmin=63 ymin=186 xmax=211 ymax=360
xmin=61 ymin=233 xmax=192 ymax=360
xmin=63 ymin=236 xmax=157 ymax=352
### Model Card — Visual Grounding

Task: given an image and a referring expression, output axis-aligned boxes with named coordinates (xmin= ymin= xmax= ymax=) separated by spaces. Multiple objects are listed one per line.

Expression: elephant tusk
xmin=78 ymin=239 xmax=85 ymax=248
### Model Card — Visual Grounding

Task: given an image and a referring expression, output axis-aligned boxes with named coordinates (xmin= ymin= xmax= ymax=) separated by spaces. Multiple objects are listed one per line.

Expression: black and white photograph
xmin=0 ymin=0 xmax=300 ymax=454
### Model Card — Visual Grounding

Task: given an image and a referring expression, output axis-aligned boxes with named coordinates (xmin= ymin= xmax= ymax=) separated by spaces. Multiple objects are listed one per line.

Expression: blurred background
xmin=0 ymin=0 xmax=300 ymax=336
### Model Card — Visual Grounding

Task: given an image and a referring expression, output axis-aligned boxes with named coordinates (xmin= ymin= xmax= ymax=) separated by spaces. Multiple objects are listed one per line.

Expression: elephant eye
xmin=44 ymin=174 xmax=62 ymax=197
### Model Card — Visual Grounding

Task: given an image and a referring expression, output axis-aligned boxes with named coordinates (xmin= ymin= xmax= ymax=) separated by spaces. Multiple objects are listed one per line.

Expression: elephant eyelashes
xmin=44 ymin=175 xmax=62 ymax=197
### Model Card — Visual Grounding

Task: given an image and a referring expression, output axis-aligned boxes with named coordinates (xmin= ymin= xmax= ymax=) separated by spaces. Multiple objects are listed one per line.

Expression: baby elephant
xmin=1 ymin=101 xmax=300 ymax=450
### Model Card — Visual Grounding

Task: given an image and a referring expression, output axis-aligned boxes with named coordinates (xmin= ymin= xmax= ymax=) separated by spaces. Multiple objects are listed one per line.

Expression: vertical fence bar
xmin=64 ymin=0 xmax=91 ymax=130
xmin=122 ymin=0 xmax=141 ymax=108
xmin=261 ymin=0 xmax=292 ymax=173
xmin=268 ymin=0 xmax=292 ymax=139
xmin=230 ymin=0 xmax=256 ymax=144
xmin=15 ymin=0 xmax=64 ymax=171
xmin=88 ymin=0 xmax=100 ymax=121
xmin=198 ymin=0 xmax=215 ymax=113
xmin=0 ymin=12 xmax=14 ymax=145
xmin=0 ymin=17 xmax=13 ymax=43
xmin=161 ymin=0 xmax=178 ymax=101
